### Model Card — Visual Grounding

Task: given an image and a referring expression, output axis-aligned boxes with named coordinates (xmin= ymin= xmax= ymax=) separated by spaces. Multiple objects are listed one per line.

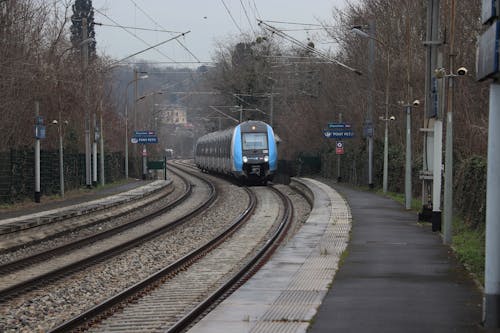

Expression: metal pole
xmin=270 ymin=92 xmax=274 ymax=127
xmin=405 ymin=105 xmax=412 ymax=209
xmin=382 ymin=52 xmax=390 ymax=193
xmin=337 ymin=113 xmax=342 ymax=182
xmin=35 ymin=101 xmax=41 ymax=203
xmin=484 ymin=82 xmax=500 ymax=328
xmin=99 ymin=103 xmax=105 ymax=186
xmin=58 ymin=119 xmax=65 ymax=198
xmin=239 ymin=105 xmax=243 ymax=123
xmin=82 ymin=17 xmax=91 ymax=189
xmin=367 ymin=19 xmax=375 ymax=189
xmin=443 ymin=0 xmax=456 ymax=244
xmin=125 ymin=102 xmax=129 ymax=179
xmin=92 ymin=113 xmax=97 ymax=186
xmin=142 ymin=144 xmax=147 ymax=180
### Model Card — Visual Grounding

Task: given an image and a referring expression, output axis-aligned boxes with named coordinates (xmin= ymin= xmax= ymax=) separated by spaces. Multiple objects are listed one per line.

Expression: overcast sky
xmin=91 ymin=0 xmax=348 ymax=67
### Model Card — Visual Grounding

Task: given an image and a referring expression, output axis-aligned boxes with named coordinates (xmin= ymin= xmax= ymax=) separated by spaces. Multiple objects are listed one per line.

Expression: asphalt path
xmin=309 ymin=181 xmax=484 ymax=333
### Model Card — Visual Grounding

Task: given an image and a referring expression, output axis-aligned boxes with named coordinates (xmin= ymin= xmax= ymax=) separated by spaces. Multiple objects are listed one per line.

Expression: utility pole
xmin=269 ymin=92 xmax=274 ymax=127
xmin=367 ymin=19 xmax=375 ymax=189
xmin=404 ymin=16 xmax=412 ymax=210
xmin=420 ymin=0 xmax=441 ymax=228
xmin=92 ymin=113 xmax=98 ymax=186
xmin=337 ymin=113 xmax=342 ymax=182
xmin=99 ymin=102 xmax=105 ymax=186
xmin=443 ymin=0 xmax=456 ymax=244
xmin=82 ymin=17 xmax=91 ymax=189
xmin=34 ymin=101 xmax=41 ymax=203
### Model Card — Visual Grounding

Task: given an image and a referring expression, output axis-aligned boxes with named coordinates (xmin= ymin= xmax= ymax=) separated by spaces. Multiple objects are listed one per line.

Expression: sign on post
xmin=131 ymin=129 xmax=158 ymax=144
xmin=323 ymin=129 xmax=355 ymax=139
xmin=336 ymin=141 xmax=344 ymax=155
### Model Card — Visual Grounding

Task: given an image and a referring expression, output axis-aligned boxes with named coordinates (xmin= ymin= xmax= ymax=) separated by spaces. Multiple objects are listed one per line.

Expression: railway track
xmin=48 ymin=184 xmax=292 ymax=333
xmin=0 ymin=164 xmax=216 ymax=301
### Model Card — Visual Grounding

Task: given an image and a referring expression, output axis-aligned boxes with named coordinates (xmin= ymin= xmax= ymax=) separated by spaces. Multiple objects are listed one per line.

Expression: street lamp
xmin=434 ymin=66 xmax=467 ymax=242
xmin=401 ymin=99 xmax=420 ymax=210
xmin=124 ymin=73 xmax=148 ymax=179
xmin=352 ymin=26 xmax=391 ymax=192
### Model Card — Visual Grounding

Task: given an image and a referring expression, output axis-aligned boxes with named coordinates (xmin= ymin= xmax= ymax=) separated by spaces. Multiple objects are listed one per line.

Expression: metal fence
xmin=0 ymin=149 xmax=125 ymax=204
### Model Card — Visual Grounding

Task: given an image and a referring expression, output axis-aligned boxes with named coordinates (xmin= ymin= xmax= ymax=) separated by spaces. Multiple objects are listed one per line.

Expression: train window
xmin=242 ymin=133 xmax=268 ymax=150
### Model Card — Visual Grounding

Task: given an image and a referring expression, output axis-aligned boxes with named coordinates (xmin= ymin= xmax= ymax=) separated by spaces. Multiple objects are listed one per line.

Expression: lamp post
xmin=124 ymin=73 xmax=148 ymax=179
xmin=402 ymin=100 xmax=420 ymax=210
xmin=352 ymin=27 xmax=390 ymax=192
xmin=434 ymin=66 xmax=467 ymax=242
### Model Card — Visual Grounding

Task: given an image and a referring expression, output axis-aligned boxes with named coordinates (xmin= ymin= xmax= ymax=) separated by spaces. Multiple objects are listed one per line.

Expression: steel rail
xmin=48 ymin=177 xmax=256 ymax=333
xmin=0 ymin=164 xmax=216 ymax=301
xmin=166 ymin=185 xmax=294 ymax=333
xmin=0 ymin=168 xmax=188 ymax=275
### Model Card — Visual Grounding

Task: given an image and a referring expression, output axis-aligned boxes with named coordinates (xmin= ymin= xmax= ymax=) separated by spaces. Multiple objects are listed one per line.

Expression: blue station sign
xmin=131 ymin=136 xmax=158 ymax=144
xmin=323 ymin=129 xmax=354 ymax=139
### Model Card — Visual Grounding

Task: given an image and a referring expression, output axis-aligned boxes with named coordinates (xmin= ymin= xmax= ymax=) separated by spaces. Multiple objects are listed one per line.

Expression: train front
xmin=232 ymin=121 xmax=277 ymax=183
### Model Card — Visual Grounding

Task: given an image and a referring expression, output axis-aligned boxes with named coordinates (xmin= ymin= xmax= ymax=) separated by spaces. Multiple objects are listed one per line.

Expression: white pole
xmin=432 ymin=119 xmax=443 ymax=231
xmin=484 ymin=82 xmax=500 ymax=328
xmin=92 ymin=113 xmax=98 ymax=186
xmin=405 ymin=105 xmax=412 ymax=209
xmin=59 ymin=124 xmax=64 ymax=198
xmin=337 ymin=113 xmax=342 ymax=182
xmin=82 ymin=17 xmax=91 ymax=189
xmin=35 ymin=101 xmax=41 ymax=203
xmin=100 ymin=110 xmax=105 ymax=186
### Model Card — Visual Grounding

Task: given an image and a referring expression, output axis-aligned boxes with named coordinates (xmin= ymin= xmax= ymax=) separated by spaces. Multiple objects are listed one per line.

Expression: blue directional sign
xmin=35 ymin=125 xmax=46 ymax=139
xmin=132 ymin=136 xmax=158 ymax=144
xmin=323 ymin=129 xmax=354 ymax=139
xmin=134 ymin=130 xmax=156 ymax=137
xmin=328 ymin=123 xmax=351 ymax=129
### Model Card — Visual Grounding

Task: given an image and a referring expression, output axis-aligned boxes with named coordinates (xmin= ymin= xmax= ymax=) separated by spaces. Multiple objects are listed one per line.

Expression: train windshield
xmin=242 ymin=132 xmax=268 ymax=150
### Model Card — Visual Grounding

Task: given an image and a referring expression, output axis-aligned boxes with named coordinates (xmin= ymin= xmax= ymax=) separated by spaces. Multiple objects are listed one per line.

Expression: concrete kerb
xmin=0 ymin=180 xmax=172 ymax=234
xmin=188 ymin=177 xmax=352 ymax=333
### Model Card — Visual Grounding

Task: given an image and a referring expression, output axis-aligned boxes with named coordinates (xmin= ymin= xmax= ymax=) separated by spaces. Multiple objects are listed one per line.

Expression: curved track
xmin=49 ymin=181 xmax=293 ymax=333
xmin=0 ymin=165 xmax=216 ymax=301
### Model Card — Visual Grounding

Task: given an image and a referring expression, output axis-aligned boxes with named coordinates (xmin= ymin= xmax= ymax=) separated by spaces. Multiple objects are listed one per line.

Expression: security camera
xmin=52 ymin=120 xmax=58 ymax=125
xmin=412 ymin=99 xmax=420 ymax=107
xmin=457 ymin=67 xmax=468 ymax=76
xmin=389 ymin=116 xmax=396 ymax=121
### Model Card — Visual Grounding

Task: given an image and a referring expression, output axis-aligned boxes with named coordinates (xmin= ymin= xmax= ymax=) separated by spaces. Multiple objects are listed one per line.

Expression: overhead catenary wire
xmin=94 ymin=22 xmax=182 ymax=34
xmin=239 ymin=0 xmax=257 ymax=36
xmin=110 ymin=31 xmax=191 ymax=66
xmin=220 ymin=0 xmax=244 ymax=34
xmin=94 ymin=8 xmax=177 ymax=63
xmin=257 ymin=20 xmax=362 ymax=75
xmin=128 ymin=0 xmax=202 ymax=63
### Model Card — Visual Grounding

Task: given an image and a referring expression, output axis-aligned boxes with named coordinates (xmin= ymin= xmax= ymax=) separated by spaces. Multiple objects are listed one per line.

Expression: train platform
xmin=188 ymin=178 xmax=485 ymax=333
xmin=0 ymin=179 xmax=169 ymax=234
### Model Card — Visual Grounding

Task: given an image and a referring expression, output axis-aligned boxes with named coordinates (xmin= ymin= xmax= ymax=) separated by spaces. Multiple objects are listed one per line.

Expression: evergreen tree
xmin=70 ymin=0 xmax=96 ymax=59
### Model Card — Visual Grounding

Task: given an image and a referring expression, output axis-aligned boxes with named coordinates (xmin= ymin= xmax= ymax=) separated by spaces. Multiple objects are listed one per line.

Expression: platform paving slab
xmin=187 ymin=178 xmax=351 ymax=333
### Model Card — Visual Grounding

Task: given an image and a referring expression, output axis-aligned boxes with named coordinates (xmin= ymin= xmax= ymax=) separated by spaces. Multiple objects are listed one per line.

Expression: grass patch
xmin=452 ymin=218 xmax=485 ymax=285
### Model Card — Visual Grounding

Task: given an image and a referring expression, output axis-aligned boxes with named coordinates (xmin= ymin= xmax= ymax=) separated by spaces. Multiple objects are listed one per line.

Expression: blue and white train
xmin=194 ymin=120 xmax=278 ymax=184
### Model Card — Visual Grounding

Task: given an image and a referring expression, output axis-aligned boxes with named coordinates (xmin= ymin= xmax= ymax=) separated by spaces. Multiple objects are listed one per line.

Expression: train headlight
xmin=264 ymin=155 xmax=269 ymax=162
xmin=243 ymin=156 xmax=248 ymax=163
